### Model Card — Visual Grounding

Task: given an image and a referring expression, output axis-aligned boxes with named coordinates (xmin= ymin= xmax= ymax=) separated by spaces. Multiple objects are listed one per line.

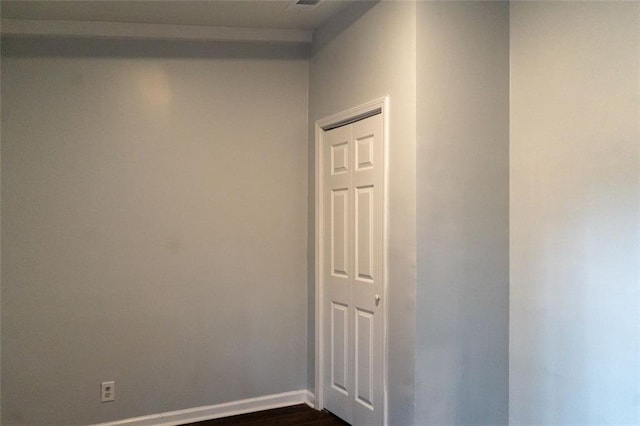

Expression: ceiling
xmin=1 ymin=0 xmax=355 ymax=31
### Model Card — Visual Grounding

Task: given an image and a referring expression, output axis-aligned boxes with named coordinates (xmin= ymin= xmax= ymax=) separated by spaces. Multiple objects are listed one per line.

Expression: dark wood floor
xmin=182 ymin=404 xmax=349 ymax=426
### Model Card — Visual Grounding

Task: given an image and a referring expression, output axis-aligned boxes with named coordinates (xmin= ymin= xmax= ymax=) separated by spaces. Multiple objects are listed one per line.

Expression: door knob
xmin=375 ymin=295 xmax=381 ymax=306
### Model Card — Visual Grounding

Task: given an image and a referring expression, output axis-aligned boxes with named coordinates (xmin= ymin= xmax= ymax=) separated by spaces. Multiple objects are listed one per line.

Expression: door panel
xmin=331 ymin=302 xmax=349 ymax=393
xmin=351 ymin=115 xmax=383 ymax=426
xmin=323 ymin=124 xmax=353 ymax=423
xmin=331 ymin=189 xmax=349 ymax=277
xmin=355 ymin=135 xmax=374 ymax=171
xmin=355 ymin=308 xmax=374 ymax=409
xmin=355 ymin=186 xmax=374 ymax=282
xmin=332 ymin=142 xmax=349 ymax=175
xmin=322 ymin=113 xmax=384 ymax=426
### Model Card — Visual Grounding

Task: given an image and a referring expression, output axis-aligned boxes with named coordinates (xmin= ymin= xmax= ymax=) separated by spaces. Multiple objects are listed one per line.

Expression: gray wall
xmin=1 ymin=39 xmax=309 ymax=425
xmin=308 ymin=2 xmax=417 ymax=424
xmin=0 ymin=32 xmax=3 ymax=426
xmin=510 ymin=2 xmax=640 ymax=424
xmin=416 ymin=2 xmax=510 ymax=424
xmin=5 ymin=3 xmax=639 ymax=426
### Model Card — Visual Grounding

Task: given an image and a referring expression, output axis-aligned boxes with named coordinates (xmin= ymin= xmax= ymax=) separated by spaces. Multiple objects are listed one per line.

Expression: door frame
xmin=314 ymin=96 xmax=389 ymax=425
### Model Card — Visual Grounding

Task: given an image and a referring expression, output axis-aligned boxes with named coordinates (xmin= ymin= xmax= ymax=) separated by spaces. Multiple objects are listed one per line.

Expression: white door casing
xmin=315 ymin=98 xmax=388 ymax=426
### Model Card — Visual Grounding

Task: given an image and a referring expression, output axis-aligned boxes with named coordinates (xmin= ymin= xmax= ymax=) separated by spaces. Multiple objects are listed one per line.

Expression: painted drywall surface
xmin=1 ymin=43 xmax=308 ymax=425
xmin=308 ymin=2 xmax=417 ymax=424
xmin=416 ymin=2 xmax=510 ymax=424
xmin=510 ymin=2 xmax=640 ymax=424
xmin=0 ymin=41 xmax=3 ymax=426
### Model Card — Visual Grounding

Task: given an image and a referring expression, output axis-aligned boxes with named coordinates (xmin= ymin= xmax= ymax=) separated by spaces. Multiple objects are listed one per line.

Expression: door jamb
xmin=314 ymin=96 xmax=389 ymax=425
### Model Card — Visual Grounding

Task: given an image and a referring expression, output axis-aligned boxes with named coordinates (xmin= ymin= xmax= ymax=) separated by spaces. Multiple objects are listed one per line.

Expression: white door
xmin=322 ymin=113 xmax=384 ymax=426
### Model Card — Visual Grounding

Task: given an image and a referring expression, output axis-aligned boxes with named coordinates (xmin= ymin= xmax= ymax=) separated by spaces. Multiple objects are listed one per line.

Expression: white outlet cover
xmin=101 ymin=381 xmax=115 ymax=402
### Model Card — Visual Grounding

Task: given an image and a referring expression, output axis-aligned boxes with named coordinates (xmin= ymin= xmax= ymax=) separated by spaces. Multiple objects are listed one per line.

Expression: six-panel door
xmin=322 ymin=114 xmax=384 ymax=426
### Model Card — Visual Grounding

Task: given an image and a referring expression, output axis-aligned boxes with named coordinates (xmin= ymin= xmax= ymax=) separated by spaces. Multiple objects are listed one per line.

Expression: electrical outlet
xmin=101 ymin=381 xmax=115 ymax=402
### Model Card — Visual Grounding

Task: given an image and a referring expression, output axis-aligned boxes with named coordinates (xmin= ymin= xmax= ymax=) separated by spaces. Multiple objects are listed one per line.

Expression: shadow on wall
xmin=310 ymin=0 xmax=378 ymax=57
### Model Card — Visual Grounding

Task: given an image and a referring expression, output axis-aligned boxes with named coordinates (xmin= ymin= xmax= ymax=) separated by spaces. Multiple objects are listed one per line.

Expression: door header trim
xmin=321 ymin=107 xmax=382 ymax=131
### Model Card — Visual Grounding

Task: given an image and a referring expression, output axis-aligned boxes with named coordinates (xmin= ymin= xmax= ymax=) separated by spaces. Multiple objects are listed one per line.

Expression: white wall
xmin=308 ymin=2 xmax=417 ymax=424
xmin=1 ymin=38 xmax=309 ymax=425
xmin=416 ymin=2 xmax=510 ymax=424
xmin=510 ymin=2 xmax=640 ymax=424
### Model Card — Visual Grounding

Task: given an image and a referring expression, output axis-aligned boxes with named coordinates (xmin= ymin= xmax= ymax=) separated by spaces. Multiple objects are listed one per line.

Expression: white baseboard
xmin=304 ymin=389 xmax=315 ymax=408
xmin=93 ymin=389 xmax=316 ymax=426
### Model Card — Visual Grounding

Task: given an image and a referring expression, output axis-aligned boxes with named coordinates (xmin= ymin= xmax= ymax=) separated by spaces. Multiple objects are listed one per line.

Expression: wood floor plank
xmin=182 ymin=404 xmax=349 ymax=426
